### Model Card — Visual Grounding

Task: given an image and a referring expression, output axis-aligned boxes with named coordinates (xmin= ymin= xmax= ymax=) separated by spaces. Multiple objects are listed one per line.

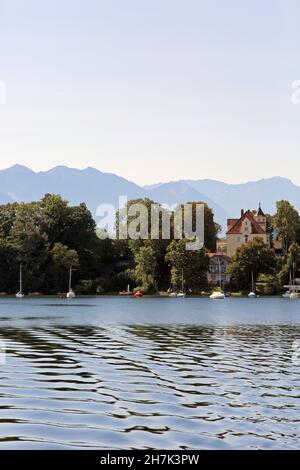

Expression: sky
xmin=0 ymin=0 xmax=299 ymax=185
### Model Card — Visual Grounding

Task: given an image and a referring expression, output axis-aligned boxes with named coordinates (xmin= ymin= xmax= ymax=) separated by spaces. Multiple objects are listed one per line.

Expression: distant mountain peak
xmin=3 ymin=164 xmax=34 ymax=174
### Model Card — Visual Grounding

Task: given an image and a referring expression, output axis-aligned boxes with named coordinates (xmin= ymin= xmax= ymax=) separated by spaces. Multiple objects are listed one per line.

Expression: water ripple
xmin=0 ymin=298 xmax=300 ymax=449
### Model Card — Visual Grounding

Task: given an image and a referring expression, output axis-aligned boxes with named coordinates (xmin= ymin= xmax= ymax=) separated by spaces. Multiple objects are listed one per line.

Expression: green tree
xmin=165 ymin=239 xmax=209 ymax=292
xmin=132 ymin=245 xmax=157 ymax=293
xmin=174 ymin=202 xmax=220 ymax=252
xmin=228 ymin=238 xmax=276 ymax=291
xmin=9 ymin=202 xmax=50 ymax=292
xmin=52 ymin=243 xmax=79 ymax=269
xmin=256 ymin=273 xmax=280 ymax=295
xmin=272 ymin=200 xmax=300 ymax=252
xmin=277 ymin=242 xmax=300 ymax=287
xmin=118 ymin=198 xmax=171 ymax=289
xmin=51 ymin=243 xmax=80 ymax=292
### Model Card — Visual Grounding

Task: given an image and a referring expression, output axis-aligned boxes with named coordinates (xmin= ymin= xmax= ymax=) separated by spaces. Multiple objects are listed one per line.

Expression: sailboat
xmin=248 ymin=271 xmax=256 ymax=298
xmin=282 ymin=270 xmax=293 ymax=298
xmin=290 ymin=263 xmax=298 ymax=299
xmin=177 ymin=269 xmax=186 ymax=298
xmin=16 ymin=264 xmax=25 ymax=298
xmin=66 ymin=266 xmax=76 ymax=299
xmin=210 ymin=258 xmax=225 ymax=299
xmin=169 ymin=279 xmax=177 ymax=297
xmin=119 ymin=284 xmax=132 ymax=296
xmin=169 ymin=290 xmax=177 ymax=298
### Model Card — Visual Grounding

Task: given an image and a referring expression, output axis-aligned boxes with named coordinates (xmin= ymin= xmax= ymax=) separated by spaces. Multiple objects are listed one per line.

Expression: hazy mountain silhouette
xmin=184 ymin=177 xmax=300 ymax=215
xmin=1 ymin=165 xmax=300 ymax=232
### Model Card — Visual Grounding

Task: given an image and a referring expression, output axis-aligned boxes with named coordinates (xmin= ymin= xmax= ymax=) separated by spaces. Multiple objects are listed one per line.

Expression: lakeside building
xmin=216 ymin=238 xmax=227 ymax=255
xmin=226 ymin=205 xmax=270 ymax=258
xmin=207 ymin=252 xmax=231 ymax=285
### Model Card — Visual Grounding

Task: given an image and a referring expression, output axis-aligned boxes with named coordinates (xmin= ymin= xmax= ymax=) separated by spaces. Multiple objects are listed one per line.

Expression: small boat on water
xmin=66 ymin=266 xmax=76 ymax=299
xmin=169 ymin=269 xmax=186 ymax=298
xmin=16 ymin=264 xmax=25 ymax=299
xmin=282 ymin=291 xmax=291 ymax=298
xmin=119 ymin=284 xmax=133 ymax=296
xmin=248 ymin=271 xmax=256 ymax=298
xmin=169 ymin=291 xmax=177 ymax=298
xmin=210 ymin=258 xmax=225 ymax=299
xmin=133 ymin=290 xmax=143 ymax=298
xmin=177 ymin=269 xmax=186 ymax=298
xmin=177 ymin=292 xmax=186 ymax=298
xmin=283 ymin=266 xmax=299 ymax=299
xmin=209 ymin=291 xmax=225 ymax=300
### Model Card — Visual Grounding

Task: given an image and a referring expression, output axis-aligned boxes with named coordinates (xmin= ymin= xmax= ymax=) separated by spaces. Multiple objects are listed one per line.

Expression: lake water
xmin=0 ymin=297 xmax=299 ymax=449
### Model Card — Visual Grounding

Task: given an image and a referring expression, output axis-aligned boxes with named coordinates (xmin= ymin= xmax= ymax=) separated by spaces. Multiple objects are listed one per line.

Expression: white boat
xmin=66 ymin=266 xmax=76 ymax=299
xmin=288 ymin=266 xmax=298 ymax=299
xmin=282 ymin=291 xmax=291 ymax=298
xmin=248 ymin=271 xmax=256 ymax=298
xmin=290 ymin=292 xmax=298 ymax=299
xmin=210 ymin=258 xmax=225 ymax=299
xmin=283 ymin=271 xmax=293 ymax=298
xmin=16 ymin=264 xmax=25 ymax=299
xmin=177 ymin=292 xmax=186 ymax=298
xmin=209 ymin=291 xmax=225 ymax=299
xmin=169 ymin=291 xmax=177 ymax=298
xmin=169 ymin=269 xmax=186 ymax=298
xmin=119 ymin=284 xmax=133 ymax=296
xmin=177 ymin=269 xmax=186 ymax=298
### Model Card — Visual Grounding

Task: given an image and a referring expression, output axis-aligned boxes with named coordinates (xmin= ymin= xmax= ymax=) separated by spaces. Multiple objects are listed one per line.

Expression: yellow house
xmin=226 ymin=205 xmax=269 ymax=258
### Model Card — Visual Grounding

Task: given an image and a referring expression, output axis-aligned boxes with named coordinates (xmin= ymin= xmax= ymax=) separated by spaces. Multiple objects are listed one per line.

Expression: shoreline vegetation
xmin=0 ymin=194 xmax=299 ymax=297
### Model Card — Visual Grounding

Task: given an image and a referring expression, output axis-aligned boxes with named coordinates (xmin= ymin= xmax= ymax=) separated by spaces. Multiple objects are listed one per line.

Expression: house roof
xmin=227 ymin=218 xmax=239 ymax=231
xmin=226 ymin=210 xmax=266 ymax=235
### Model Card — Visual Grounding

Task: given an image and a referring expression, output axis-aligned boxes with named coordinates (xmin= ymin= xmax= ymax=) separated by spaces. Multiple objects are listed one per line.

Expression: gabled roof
xmin=227 ymin=218 xmax=239 ymax=231
xmin=226 ymin=210 xmax=266 ymax=235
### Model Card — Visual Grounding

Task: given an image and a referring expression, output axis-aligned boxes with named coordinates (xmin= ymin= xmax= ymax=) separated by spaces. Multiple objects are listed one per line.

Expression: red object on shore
xmin=133 ymin=290 xmax=143 ymax=298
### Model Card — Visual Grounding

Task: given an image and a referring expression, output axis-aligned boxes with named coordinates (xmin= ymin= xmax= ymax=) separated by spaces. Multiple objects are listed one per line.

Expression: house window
xmin=237 ymin=236 xmax=240 ymax=242
xmin=245 ymin=235 xmax=248 ymax=242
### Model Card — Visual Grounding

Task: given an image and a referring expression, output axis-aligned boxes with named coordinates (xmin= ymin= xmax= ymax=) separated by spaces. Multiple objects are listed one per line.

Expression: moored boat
xmin=210 ymin=258 xmax=225 ymax=299
xmin=133 ymin=290 xmax=143 ymax=298
xmin=16 ymin=264 xmax=25 ymax=299
xmin=209 ymin=291 xmax=225 ymax=300
xmin=66 ymin=266 xmax=76 ymax=299
xmin=119 ymin=284 xmax=133 ymax=296
xmin=248 ymin=271 xmax=256 ymax=298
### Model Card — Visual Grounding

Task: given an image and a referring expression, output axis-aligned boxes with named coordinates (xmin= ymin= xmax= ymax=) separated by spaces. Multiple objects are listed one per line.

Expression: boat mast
xmin=19 ymin=264 xmax=22 ymax=294
xmin=292 ymin=262 xmax=295 ymax=293
xmin=69 ymin=266 xmax=72 ymax=291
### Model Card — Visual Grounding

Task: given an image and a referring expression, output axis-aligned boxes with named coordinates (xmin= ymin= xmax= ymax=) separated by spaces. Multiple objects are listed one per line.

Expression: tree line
xmin=0 ymin=196 xmax=299 ymax=295
xmin=0 ymin=195 xmax=219 ymax=294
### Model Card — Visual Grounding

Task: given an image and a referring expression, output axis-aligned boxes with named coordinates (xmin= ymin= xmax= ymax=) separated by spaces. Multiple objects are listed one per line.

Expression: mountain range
xmin=0 ymin=164 xmax=299 ymax=233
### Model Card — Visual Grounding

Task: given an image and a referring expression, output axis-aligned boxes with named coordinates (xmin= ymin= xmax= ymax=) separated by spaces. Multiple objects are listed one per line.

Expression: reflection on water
xmin=0 ymin=297 xmax=300 ymax=449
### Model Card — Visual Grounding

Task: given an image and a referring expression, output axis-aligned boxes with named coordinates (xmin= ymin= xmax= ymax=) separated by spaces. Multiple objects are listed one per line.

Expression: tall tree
xmin=228 ymin=238 xmax=276 ymax=291
xmin=165 ymin=239 xmax=209 ymax=292
xmin=132 ymin=245 xmax=157 ymax=293
xmin=272 ymin=200 xmax=300 ymax=252
xmin=174 ymin=202 xmax=220 ymax=252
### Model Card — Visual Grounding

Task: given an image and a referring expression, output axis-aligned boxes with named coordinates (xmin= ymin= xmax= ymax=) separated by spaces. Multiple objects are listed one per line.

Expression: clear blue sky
xmin=0 ymin=0 xmax=299 ymax=185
